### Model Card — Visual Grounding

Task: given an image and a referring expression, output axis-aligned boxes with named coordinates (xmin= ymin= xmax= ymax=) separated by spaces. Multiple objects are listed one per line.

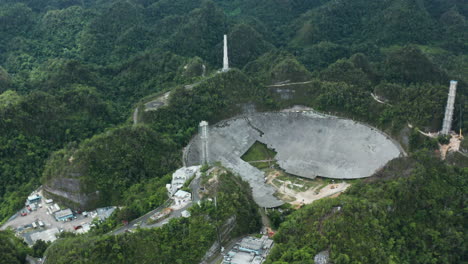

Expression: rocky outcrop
xmin=42 ymin=126 xmax=180 ymax=210
xmin=43 ymin=176 xmax=99 ymax=210
xmin=314 ymin=250 xmax=331 ymax=264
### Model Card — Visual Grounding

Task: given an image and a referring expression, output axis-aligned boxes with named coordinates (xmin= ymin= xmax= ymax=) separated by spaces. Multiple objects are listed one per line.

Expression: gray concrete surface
xmin=144 ymin=94 xmax=169 ymax=111
xmin=185 ymin=111 xmax=404 ymax=208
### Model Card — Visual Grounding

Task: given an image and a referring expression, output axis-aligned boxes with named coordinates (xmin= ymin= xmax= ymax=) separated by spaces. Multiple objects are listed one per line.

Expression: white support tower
xmin=222 ymin=34 xmax=229 ymax=72
xmin=441 ymin=80 xmax=458 ymax=135
xmin=199 ymin=121 xmax=209 ymax=164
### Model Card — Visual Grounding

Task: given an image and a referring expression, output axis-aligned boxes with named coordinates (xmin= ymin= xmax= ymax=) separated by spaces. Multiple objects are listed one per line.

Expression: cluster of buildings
xmin=0 ymin=189 xmax=118 ymax=246
xmin=166 ymin=166 xmax=200 ymax=208
xmin=223 ymin=236 xmax=274 ymax=264
xmin=166 ymin=166 xmax=201 ymax=195
xmin=54 ymin=208 xmax=74 ymax=222
xmin=145 ymin=166 xmax=200 ymax=225
xmin=26 ymin=194 xmax=75 ymax=222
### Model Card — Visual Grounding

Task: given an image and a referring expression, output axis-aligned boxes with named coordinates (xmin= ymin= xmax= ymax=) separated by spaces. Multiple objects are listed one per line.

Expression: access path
xmin=111 ymin=175 xmax=201 ymax=235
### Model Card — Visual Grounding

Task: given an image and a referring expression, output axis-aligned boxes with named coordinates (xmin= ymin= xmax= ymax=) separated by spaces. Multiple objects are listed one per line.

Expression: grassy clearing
xmin=249 ymin=161 xmax=273 ymax=169
xmin=241 ymin=141 xmax=277 ymax=162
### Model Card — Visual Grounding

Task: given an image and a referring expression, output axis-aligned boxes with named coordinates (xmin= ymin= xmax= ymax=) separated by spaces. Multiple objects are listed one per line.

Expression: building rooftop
xmin=167 ymin=166 xmax=201 ymax=195
xmin=27 ymin=194 xmax=41 ymax=201
xmin=181 ymin=210 xmax=191 ymax=218
xmin=239 ymin=237 xmax=264 ymax=251
xmin=173 ymin=166 xmax=200 ymax=180
xmin=55 ymin=209 xmax=73 ymax=219
xmin=174 ymin=190 xmax=191 ymax=198
xmin=49 ymin=203 xmax=60 ymax=213
xmin=224 ymin=236 xmax=274 ymax=263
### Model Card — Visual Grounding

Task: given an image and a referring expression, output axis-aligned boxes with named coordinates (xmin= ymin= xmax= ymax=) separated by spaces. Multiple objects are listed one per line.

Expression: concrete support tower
xmin=199 ymin=121 xmax=209 ymax=164
xmin=222 ymin=34 xmax=229 ymax=72
xmin=441 ymin=80 xmax=458 ymax=135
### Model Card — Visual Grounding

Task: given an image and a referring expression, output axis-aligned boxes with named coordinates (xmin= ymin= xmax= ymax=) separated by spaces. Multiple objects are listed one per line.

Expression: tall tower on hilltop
xmin=222 ymin=34 xmax=229 ymax=72
xmin=199 ymin=121 xmax=209 ymax=165
xmin=441 ymin=80 xmax=458 ymax=135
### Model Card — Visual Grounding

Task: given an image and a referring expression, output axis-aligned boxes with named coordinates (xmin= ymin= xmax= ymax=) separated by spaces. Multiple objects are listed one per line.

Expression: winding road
xmin=267 ymin=80 xmax=314 ymax=87
xmin=110 ymin=174 xmax=201 ymax=235
xmin=132 ymin=69 xmax=216 ymax=125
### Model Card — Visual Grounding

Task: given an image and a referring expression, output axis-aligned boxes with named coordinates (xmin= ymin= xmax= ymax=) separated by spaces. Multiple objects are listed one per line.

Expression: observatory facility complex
xmin=186 ymin=112 xmax=404 ymax=207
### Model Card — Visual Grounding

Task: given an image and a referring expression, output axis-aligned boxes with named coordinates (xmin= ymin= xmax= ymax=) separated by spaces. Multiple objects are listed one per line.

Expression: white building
xmin=173 ymin=190 xmax=192 ymax=205
xmin=47 ymin=203 xmax=61 ymax=215
xmin=54 ymin=208 xmax=74 ymax=221
xmin=27 ymin=194 xmax=41 ymax=204
xmin=166 ymin=166 xmax=201 ymax=195
xmin=224 ymin=235 xmax=274 ymax=264
xmin=181 ymin=210 xmax=191 ymax=218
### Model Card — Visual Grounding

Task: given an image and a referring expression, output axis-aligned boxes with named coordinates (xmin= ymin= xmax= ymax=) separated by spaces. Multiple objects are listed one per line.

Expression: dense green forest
xmin=265 ymin=154 xmax=467 ymax=264
xmin=0 ymin=230 xmax=31 ymax=264
xmin=0 ymin=0 xmax=466 ymax=262
xmin=42 ymin=125 xmax=180 ymax=210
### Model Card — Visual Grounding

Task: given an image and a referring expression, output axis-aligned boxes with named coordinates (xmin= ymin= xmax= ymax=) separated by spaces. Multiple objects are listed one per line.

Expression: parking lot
xmin=0 ymin=189 xmax=114 ymax=245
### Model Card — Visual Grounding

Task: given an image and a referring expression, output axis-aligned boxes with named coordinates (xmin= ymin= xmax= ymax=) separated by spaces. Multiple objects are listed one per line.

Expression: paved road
xmin=267 ymin=80 xmax=313 ymax=87
xmin=132 ymin=70 xmax=219 ymax=125
xmin=111 ymin=175 xmax=202 ymax=235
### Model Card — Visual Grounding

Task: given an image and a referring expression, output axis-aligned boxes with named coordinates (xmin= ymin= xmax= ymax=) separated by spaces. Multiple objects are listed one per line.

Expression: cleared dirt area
xmin=440 ymin=134 xmax=462 ymax=160
xmin=265 ymin=170 xmax=350 ymax=207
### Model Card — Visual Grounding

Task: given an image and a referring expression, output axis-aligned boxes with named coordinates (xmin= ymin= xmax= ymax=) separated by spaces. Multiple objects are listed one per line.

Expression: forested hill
xmin=265 ymin=154 xmax=467 ymax=264
xmin=0 ymin=0 xmax=467 ymax=262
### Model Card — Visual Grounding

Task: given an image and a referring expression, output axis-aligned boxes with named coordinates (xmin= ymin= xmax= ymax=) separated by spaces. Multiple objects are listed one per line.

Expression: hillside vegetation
xmin=266 ymin=154 xmax=467 ymax=264
xmin=0 ymin=230 xmax=31 ymax=264
xmin=42 ymin=125 xmax=180 ymax=210
xmin=0 ymin=0 xmax=465 ymax=222
xmin=0 ymin=0 xmax=466 ymax=262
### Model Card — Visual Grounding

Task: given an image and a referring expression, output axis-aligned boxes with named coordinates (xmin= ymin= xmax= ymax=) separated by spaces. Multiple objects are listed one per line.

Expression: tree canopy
xmin=0 ymin=0 xmax=466 ymax=262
